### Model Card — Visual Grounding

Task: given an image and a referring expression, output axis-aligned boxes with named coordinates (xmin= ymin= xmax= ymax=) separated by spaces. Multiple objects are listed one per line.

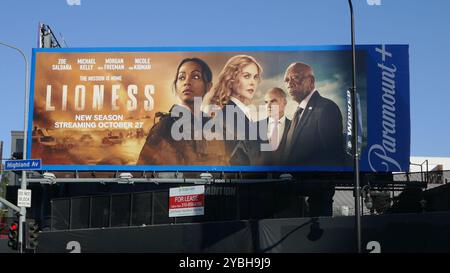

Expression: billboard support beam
xmin=0 ymin=41 xmax=30 ymax=254
xmin=26 ymin=176 xmax=296 ymax=184
xmin=348 ymin=0 xmax=362 ymax=254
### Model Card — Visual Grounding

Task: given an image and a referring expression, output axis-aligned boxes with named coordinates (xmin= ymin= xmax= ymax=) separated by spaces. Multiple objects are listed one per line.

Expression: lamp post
xmin=0 ymin=41 xmax=30 ymax=254
xmin=347 ymin=0 xmax=362 ymax=253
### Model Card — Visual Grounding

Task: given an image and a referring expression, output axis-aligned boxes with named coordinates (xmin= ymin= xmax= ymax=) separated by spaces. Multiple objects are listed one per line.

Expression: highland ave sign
xmin=4 ymin=159 xmax=42 ymax=171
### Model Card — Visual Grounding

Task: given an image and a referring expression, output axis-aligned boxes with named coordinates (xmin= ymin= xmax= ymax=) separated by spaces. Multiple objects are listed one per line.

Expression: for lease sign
xmin=169 ymin=185 xmax=205 ymax=217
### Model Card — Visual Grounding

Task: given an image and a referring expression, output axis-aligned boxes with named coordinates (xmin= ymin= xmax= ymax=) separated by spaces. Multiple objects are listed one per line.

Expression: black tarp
xmin=39 ymin=220 xmax=253 ymax=253
xmin=37 ymin=211 xmax=450 ymax=253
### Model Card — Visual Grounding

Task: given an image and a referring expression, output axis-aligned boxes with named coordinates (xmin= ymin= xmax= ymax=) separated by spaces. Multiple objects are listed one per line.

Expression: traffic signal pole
xmin=0 ymin=41 xmax=30 ymax=253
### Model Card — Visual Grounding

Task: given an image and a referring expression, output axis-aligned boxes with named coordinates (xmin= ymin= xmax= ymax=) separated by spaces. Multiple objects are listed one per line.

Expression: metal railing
xmin=393 ymin=170 xmax=450 ymax=185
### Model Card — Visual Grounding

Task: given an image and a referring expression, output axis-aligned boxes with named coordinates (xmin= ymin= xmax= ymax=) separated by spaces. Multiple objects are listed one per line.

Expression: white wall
xmin=410 ymin=156 xmax=450 ymax=172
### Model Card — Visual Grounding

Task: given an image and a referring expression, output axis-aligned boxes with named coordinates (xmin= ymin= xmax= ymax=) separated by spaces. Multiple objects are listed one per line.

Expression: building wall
xmin=410 ymin=156 xmax=450 ymax=172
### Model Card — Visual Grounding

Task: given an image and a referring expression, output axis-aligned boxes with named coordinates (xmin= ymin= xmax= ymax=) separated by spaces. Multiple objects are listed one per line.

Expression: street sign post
xmin=4 ymin=159 xmax=41 ymax=171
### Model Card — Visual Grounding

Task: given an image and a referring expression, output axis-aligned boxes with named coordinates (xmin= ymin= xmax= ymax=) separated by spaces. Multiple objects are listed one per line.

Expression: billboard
xmin=28 ymin=45 xmax=409 ymax=172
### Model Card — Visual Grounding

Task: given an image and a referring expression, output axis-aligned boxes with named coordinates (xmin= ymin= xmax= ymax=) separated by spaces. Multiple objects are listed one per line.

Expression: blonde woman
xmin=205 ymin=55 xmax=263 ymax=165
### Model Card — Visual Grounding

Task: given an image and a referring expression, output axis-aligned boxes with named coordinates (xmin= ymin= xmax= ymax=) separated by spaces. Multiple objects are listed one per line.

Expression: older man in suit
xmin=283 ymin=62 xmax=344 ymax=166
xmin=261 ymin=87 xmax=291 ymax=165
xmin=283 ymin=62 xmax=344 ymax=217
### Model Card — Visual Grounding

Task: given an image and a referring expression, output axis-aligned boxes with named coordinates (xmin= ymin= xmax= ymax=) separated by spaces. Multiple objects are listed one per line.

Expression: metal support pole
xmin=0 ymin=42 xmax=29 ymax=254
xmin=347 ymin=0 xmax=362 ymax=253
xmin=0 ymin=197 xmax=21 ymax=213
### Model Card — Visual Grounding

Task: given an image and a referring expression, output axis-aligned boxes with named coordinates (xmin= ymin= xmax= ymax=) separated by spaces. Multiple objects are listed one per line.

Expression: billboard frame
xmin=27 ymin=45 xmax=409 ymax=172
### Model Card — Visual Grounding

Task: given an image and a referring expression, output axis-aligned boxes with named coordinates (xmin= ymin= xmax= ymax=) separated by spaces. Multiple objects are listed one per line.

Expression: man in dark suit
xmin=283 ymin=62 xmax=344 ymax=217
xmin=260 ymin=87 xmax=291 ymax=165
xmin=283 ymin=62 xmax=344 ymax=167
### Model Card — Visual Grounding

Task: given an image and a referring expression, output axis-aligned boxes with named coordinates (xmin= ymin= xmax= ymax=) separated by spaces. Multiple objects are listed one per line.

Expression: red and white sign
xmin=169 ymin=185 xmax=205 ymax=217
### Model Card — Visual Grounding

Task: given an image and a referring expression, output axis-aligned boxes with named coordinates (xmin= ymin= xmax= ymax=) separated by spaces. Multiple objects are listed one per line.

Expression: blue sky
xmin=0 ymin=0 xmax=449 ymax=158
